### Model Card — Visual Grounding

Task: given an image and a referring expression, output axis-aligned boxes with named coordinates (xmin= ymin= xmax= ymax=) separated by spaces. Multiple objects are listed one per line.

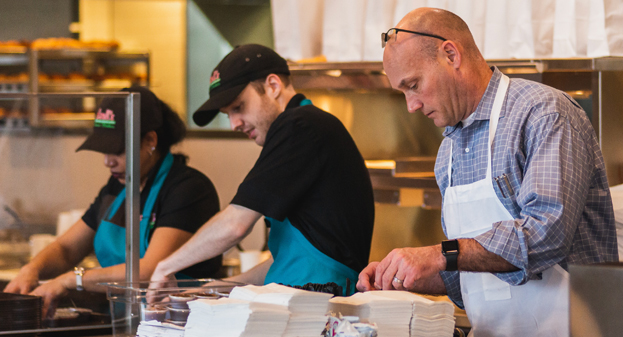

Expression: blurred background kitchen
xmin=1 ymin=0 xmax=623 ymax=293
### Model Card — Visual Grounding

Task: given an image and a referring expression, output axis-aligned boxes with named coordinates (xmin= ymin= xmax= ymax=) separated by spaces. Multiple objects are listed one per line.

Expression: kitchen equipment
xmin=0 ymin=292 xmax=41 ymax=332
xmin=570 ymin=262 xmax=623 ymax=336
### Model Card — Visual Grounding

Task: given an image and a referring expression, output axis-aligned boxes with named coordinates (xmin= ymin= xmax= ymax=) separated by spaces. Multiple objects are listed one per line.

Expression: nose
xmin=405 ymin=94 xmax=423 ymax=114
xmin=104 ymin=155 xmax=116 ymax=168
xmin=229 ymin=115 xmax=244 ymax=132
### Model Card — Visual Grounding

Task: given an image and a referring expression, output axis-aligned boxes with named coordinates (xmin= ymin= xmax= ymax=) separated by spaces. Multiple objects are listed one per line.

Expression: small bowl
xmin=168 ymin=293 xmax=196 ymax=309
xmin=143 ymin=305 xmax=167 ymax=322
xmin=164 ymin=319 xmax=187 ymax=327
xmin=194 ymin=292 xmax=219 ymax=300
xmin=167 ymin=306 xmax=190 ymax=322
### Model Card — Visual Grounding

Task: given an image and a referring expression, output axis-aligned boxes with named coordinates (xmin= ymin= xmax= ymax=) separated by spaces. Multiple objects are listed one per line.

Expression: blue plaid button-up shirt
xmin=436 ymin=68 xmax=618 ymax=308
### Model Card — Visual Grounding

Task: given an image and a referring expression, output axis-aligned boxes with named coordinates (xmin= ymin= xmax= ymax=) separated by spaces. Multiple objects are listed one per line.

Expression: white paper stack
xmin=329 ymin=292 xmax=412 ymax=337
xmin=136 ymin=320 xmax=185 ymax=337
xmin=230 ymin=283 xmax=333 ymax=337
xmin=367 ymin=291 xmax=455 ymax=337
xmin=184 ymin=298 xmax=289 ymax=337
xmin=329 ymin=291 xmax=455 ymax=337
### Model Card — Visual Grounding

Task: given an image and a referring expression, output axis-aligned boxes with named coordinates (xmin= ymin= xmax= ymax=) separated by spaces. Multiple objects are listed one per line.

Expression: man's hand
xmin=357 ymin=261 xmax=380 ymax=291
xmin=373 ymin=245 xmax=445 ymax=291
xmin=147 ymin=265 xmax=178 ymax=303
xmin=4 ymin=266 xmax=39 ymax=295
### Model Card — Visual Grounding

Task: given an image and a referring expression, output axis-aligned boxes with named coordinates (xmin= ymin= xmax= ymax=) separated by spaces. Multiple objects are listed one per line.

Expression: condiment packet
xmin=324 ymin=313 xmax=378 ymax=337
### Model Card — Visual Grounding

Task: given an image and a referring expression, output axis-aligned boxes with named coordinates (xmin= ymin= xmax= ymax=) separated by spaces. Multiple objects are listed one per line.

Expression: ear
xmin=441 ymin=40 xmax=461 ymax=69
xmin=141 ymin=130 xmax=158 ymax=151
xmin=264 ymin=74 xmax=283 ymax=99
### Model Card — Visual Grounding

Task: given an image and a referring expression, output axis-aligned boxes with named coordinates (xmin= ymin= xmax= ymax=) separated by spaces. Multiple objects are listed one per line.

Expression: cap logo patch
xmin=209 ymin=70 xmax=221 ymax=90
xmin=94 ymin=108 xmax=116 ymax=129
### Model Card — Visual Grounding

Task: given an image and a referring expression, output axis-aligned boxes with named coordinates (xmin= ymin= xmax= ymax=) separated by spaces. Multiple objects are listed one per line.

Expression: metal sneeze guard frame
xmin=0 ymin=91 xmax=141 ymax=333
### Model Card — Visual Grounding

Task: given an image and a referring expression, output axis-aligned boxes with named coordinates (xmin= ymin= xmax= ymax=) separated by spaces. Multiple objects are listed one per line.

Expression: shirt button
xmin=465 ymin=148 xmax=470 ymax=153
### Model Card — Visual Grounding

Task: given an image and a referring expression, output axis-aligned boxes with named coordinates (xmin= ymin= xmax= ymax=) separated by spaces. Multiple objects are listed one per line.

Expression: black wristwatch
xmin=441 ymin=239 xmax=459 ymax=271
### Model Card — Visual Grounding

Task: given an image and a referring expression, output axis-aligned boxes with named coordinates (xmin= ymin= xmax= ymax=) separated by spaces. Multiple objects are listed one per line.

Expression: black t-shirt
xmin=231 ymin=94 xmax=375 ymax=272
xmin=82 ymin=154 xmax=222 ymax=278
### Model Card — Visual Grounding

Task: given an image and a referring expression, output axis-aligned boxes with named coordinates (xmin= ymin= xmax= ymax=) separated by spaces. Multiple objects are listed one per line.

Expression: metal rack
xmin=0 ymin=49 xmax=149 ymax=128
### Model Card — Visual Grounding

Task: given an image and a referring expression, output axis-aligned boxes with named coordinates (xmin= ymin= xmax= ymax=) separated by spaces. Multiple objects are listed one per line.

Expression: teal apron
xmin=93 ymin=152 xmax=174 ymax=270
xmin=263 ymin=98 xmax=359 ymax=296
xmin=263 ymin=217 xmax=359 ymax=296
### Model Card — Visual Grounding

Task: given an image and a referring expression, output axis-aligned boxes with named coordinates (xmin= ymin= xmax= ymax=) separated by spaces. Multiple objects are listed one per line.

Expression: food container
xmin=143 ymin=305 xmax=167 ymax=322
xmin=167 ymin=306 xmax=190 ymax=321
xmin=168 ymin=293 xmax=196 ymax=309
xmin=103 ymin=279 xmax=243 ymax=337
xmin=194 ymin=292 xmax=220 ymax=299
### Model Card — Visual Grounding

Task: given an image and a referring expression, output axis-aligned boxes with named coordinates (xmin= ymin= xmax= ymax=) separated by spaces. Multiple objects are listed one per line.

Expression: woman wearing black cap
xmin=4 ymin=87 xmax=222 ymax=318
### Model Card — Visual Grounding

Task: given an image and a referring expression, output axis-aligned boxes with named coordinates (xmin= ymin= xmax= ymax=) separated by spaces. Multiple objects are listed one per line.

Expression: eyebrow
xmin=398 ymin=76 xmax=419 ymax=90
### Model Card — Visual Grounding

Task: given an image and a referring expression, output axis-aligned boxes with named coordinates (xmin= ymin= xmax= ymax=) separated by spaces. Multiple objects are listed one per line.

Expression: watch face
xmin=442 ymin=240 xmax=459 ymax=252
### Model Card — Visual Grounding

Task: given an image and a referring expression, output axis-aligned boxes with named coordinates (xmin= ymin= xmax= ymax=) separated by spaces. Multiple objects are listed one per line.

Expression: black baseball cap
xmin=192 ymin=44 xmax=291 ymax=126
xmin=76 ymin=86 xmax=163 ymax=154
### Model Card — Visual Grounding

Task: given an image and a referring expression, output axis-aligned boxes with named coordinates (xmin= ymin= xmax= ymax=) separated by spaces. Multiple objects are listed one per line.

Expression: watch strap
xmin=442 ymin=240 xmax=459 ymax=271
xmin=444 ymin=249 xmax=458 ymax=271
xmin=74 ymin=267 xmax=85 ymax=291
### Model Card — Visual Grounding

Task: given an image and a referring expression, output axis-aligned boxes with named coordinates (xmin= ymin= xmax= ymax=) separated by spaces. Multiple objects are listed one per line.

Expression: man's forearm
xmin=412 ymin=272 xmax=447 ymax=295
xmin=457 ymin=238 xmax=519 ymax=272
xmin=155 ymin=205 xmax=261 ymax=277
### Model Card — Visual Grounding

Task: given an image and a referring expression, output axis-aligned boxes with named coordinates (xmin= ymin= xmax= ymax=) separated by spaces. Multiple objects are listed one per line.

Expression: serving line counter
xmin=0 ymin=91 xmax=141 ymax=336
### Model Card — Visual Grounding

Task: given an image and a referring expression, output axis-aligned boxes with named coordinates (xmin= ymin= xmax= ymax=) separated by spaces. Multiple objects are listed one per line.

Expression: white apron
xmin=442 ymin=74 xmax=569 ymax=337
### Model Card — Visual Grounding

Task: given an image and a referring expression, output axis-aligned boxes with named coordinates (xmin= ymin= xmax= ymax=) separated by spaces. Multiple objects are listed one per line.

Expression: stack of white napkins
xmin=329 ymin=291 xmax=455 ymax=337
xmin=136 ymin=320 xmax=185 ymax=337
xmin=230 ymin=283 xmax=333 ymax=337
xmin=329 ymin=292 xmax=412 ymax=337
xmin=367 ymin=291 xmax=455 ymax=337
xmin=184 ymin=297 xmax=289 ymax=337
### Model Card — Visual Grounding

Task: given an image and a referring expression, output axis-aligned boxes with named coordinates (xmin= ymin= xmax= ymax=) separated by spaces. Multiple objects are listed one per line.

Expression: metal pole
xmin=125 ymin=92 xmax=140 ymax=335
xmin=27 ymin=49 xmax=39 ymax=127
xmin=125 ymin=92 xmax=141 ymax=284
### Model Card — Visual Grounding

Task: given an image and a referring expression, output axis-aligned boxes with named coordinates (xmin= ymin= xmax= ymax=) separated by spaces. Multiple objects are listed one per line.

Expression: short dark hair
xmin=249 ymin=74 xmax=291 ymax=95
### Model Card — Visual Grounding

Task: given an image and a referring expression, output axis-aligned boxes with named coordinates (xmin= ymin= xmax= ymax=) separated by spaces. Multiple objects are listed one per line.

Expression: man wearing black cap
xmin=151 ymin=44 xmax=374 ymax=294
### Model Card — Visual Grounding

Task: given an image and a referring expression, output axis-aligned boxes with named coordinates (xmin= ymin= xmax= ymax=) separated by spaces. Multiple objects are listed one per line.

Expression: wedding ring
xmin=393 ymin=276 xmax=403 ymax=284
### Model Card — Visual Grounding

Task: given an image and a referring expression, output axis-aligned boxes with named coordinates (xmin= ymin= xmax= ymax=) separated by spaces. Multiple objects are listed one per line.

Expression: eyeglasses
xmin=381 ymin=28 xmax=447 ymax=48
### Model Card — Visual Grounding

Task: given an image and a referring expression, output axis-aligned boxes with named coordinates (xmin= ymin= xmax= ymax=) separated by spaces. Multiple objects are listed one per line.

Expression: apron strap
xmin=447 ymin=74 xmax=510 ymax=182
xmin=93 ymin=152 xmax=175 ymax=267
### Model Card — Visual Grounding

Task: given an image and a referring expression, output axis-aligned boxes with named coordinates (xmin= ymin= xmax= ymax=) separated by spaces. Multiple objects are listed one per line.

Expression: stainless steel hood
xmin=289 ymin=57 xmax=623 ymax=91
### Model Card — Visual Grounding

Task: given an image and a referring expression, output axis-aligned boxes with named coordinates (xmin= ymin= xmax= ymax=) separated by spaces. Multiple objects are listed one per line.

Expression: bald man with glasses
xmin=358 ymin=7 xmax=617 ymax=336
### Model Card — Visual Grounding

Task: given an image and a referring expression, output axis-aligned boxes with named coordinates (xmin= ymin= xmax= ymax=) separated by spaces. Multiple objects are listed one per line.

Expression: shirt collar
xmin=443 ymin=66 xmax=503 ymax=137
xmin=285 ymin=93 xmax=307 ymax=110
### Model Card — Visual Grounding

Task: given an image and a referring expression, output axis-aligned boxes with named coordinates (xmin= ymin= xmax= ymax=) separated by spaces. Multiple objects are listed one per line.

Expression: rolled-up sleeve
xmin=474 ymin=112 xmax=591 ymax=285
xmin=440 ymin=270 xmax=463 ymax=309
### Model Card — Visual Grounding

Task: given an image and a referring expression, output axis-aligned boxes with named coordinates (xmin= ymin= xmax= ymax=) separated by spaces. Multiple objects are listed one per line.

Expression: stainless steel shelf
xmin=289 ymin=57 xmax=623 ymax=90
xmin=0 ymin=52 xmax=28 ymax=66
xmin=34 ymin=49 xmax=149 ymax=60
xmin=366 ymin=158 xmax=441 ymax=209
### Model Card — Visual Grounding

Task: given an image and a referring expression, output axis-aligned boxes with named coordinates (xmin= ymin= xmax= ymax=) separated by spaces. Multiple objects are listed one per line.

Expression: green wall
xmin=187 ymin=0 xmax=274 ymax=129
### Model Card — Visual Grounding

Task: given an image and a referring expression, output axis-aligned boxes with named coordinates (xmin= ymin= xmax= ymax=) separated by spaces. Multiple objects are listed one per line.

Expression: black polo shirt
xmin=83 ymin=154 xmax=222 ymax=278
xmin=231 ymin=94 xmax=375 ymax=272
